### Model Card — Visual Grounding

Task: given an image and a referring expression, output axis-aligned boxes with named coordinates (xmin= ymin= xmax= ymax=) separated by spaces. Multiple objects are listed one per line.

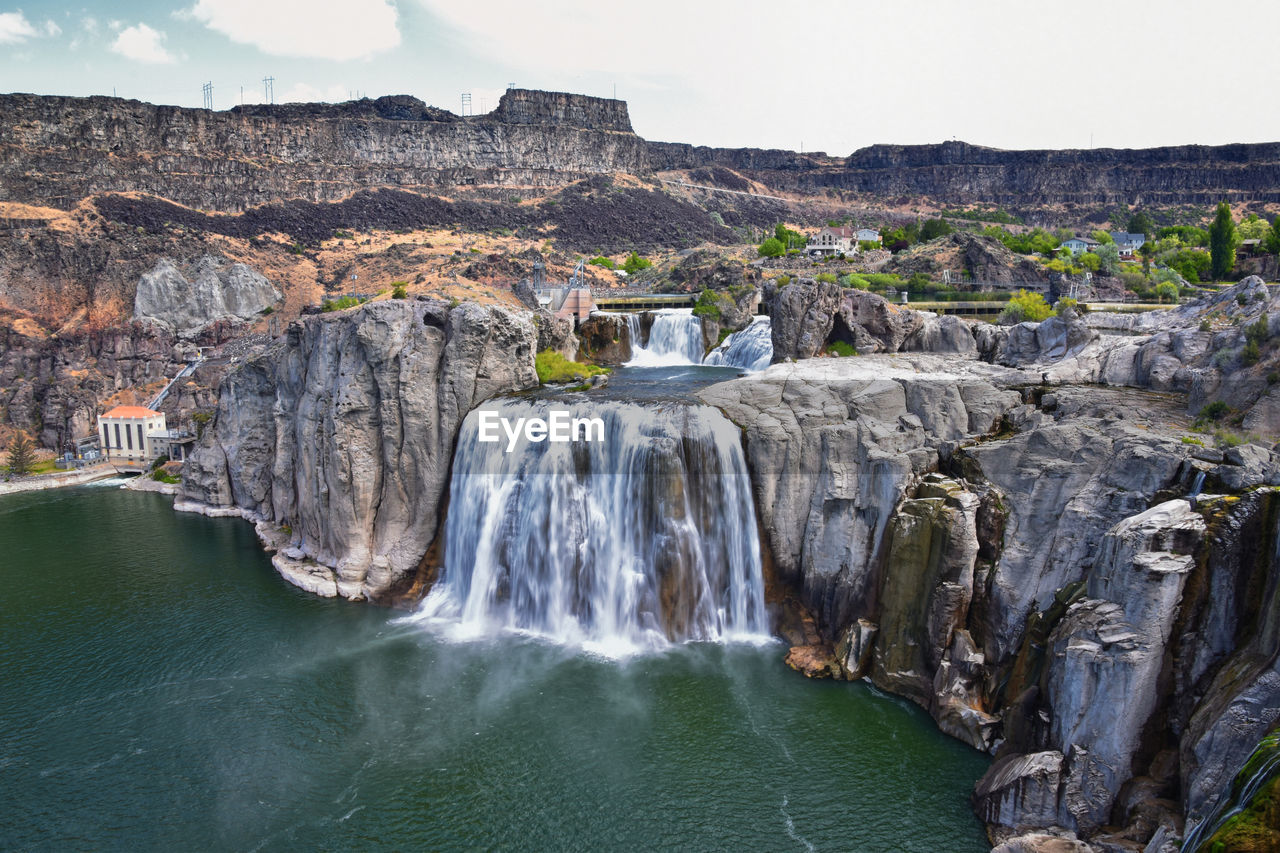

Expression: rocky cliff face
xmin=177 ymin=298 xmax=539 ymax=599
xmin=134 ymin=256 xmax=280 ymax=334
xmin=0 ymin=91 xmax=650 ymax=212
xmin=4 ymin=91 xmax=1279 ymax=212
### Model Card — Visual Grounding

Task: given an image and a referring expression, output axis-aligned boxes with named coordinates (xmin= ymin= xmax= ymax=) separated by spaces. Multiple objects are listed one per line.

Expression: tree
xmin=920 ymin=219 xmax=953 ymax=241
xmin=1265 ymin=216 xmax=1280 ymax=255
xmin=1091 ymin=230 xmax=1115 ymax=245
xmin=6 ymin=433 xmax=34 ymax=476
xmin=1138 ymin=240 xmax=1155 ymax=274
xmin=1094 ymin=243 xmax=1122 ymax=276
xmin=1078 ymin=252 xmax=1102 ymax=273
xmin=1238 ymin=215 xmax=1270 ymax=241
xmin=1127 ymin=210 xmax=1157 ymax=237
xmin=1209 ymin=201 xmax=1238 ymax=281
xmin=757 ymin=237 xmax=785 ymax=258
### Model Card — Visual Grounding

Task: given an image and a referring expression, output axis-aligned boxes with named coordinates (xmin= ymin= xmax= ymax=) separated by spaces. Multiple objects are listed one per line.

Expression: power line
xmin=460 ymin=92 xmax=471 ymax=117
xmin=201 ymin=81 xmax=213 ymax=111
xmin=262 ymin=76 xmax=274 ymax=105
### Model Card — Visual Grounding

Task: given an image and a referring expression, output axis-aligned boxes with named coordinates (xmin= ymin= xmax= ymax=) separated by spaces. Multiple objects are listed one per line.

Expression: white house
xmin=1062 ymin=236 xmax=1100 ymax=255
xmin=855 ymin=228 xmax=882 ymax=245
xmin=806 ymin=226 xmax=856 ymax=257
xmin=99 ymin=405 xmax=166 ymax=467
xmin=1109 ymin=232 xmax=1146 ymax=258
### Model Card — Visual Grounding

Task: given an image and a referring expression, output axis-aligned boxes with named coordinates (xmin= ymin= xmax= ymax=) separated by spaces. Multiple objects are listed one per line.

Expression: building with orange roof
xmin=98 ymin=405 xmax=166 ymax=468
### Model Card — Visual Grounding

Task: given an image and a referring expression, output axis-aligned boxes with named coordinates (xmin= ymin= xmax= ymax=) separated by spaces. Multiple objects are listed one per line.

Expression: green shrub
xmin=259 ymin=306 xmax=274 ymax=316
xmin=1246 ymin=316 xmax=1270 ymax=346
xmin=692 ymin=289 xmax=727 ymax=321
xmin=1200 ymin=401 xmax=1231 ymax=421
xmin=1200 ymin=319 xmax=1212 ymax=332
xmin=321 ymin=295 xmax=368 ymax=312
xmin=1155 ymin=281 xmax=1180 ymax=303
xmin=392 ymin=285 xmax=408 ymax=299
xmin=1181 ymin=436 xmax=1205 ymax=446
xmin=1243 ymin=340 xmax=1262 ymax=365
xmin=999 ymin=289 xmax=1053 ymax=324
xmin=815 ymin=272 xmax=837 ymax=284
xmin=534 ymin=350 xmax=609 ymax=384
xmin=758 ymin=237 xmax=785 ymax=258
xmin=825 ymin=340 xmax=857 ymax=357
xmin=775 ymin=275 xmax=791 ymax=287
xmin=588 ymin=255 xmax=616 ymax=270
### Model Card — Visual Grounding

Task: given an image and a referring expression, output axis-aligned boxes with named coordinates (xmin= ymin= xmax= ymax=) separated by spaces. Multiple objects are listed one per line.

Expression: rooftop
xmin=101 ymin=405 xmax=162 ymax=419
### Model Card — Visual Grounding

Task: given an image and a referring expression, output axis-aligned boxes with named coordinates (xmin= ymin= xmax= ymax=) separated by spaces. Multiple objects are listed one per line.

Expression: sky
xmin=3 ymin=0 xmax=1280 ymax=155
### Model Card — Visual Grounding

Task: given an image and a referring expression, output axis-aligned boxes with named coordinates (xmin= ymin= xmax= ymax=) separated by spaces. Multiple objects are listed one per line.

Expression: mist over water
xmin=1 ymin=485 xmax=990 ymax=851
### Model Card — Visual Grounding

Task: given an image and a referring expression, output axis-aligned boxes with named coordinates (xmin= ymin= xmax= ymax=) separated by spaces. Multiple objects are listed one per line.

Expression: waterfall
xmin=705 ymin=316 xmax=773 ymax=372
xmin=626 ymin=309 xmax=705 ymax=367
xmin=417 ymin=398 xmax=769 ymax=655
xmin=1182 ymin=732 xmax=1280 ymax=851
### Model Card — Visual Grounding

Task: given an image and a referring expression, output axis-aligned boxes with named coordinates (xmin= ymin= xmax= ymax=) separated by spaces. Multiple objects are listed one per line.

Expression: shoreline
xmin=0 ymin=463 xmax=121 ymax=496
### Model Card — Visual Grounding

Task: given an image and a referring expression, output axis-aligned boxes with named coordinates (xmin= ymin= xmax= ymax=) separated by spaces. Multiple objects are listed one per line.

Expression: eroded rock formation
xmin=177 ymin=298 xmax=539 ymax=599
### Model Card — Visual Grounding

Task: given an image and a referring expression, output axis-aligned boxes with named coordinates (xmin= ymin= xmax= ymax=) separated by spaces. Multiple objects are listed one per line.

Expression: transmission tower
xmin=460 ymin=92 xmax=471 ymax=116
xmin=202 ymin=81 xmax=213 ymax=111
xmin=262 ymin=76 xmax=274 ymax=105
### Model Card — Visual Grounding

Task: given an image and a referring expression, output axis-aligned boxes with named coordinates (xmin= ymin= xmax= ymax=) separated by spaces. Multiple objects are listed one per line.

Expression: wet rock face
xmin=576 ymin=314 xmax=632 ymax=365
xmin=179 ymin=299 xmax=539 ymax=600
xmin=133 ymin=256 xmax=280 ymax=334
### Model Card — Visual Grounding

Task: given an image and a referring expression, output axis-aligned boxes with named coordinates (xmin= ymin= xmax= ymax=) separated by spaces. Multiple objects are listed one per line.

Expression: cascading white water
xmin=417 ymin=398 xmax=770 ymax=655
xmin=704 ymin=316 xmax=774 ymax=372
xmin=626 ymin=308 xmax=705 ymax=367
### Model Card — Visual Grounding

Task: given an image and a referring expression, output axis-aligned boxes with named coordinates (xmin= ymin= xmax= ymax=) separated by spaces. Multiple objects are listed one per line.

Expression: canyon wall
xmin=177 ymin=298 xmax=539 ymax=600
xmin=4 ymin=90 xmax=1280 ymax=212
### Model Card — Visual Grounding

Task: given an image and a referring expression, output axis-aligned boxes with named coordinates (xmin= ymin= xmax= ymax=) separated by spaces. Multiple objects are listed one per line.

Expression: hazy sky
xmin=3 ymin=0 xmax=1279 ymax=154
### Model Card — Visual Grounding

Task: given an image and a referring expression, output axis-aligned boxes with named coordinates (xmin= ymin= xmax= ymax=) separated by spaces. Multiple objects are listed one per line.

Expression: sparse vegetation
xmin=391 ymin=284 xmax=408 ymax=299
xmin=321 ymin=295 xmax=369 ymax=312
xmin=534 ymin=350 xmax=610 ymax=384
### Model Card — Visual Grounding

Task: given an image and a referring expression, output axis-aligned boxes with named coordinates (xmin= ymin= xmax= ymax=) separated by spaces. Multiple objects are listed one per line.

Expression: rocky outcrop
xmin=576 ymin=313 xmax=633 ymax=364
xmin=134 ymin=256 xmax=280 ymax=334
xmin=178 ymin=298 xmax=539 ymax=600
xmin=766 ymin=279 xmax=979 ymax=360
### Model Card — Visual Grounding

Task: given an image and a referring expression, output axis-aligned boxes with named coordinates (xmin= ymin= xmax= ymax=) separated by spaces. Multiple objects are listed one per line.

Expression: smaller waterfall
xmin=705 ymin=316 xmax=773 ymax=372
xmin=1188 ymin=470 xmax=1206 ymax=505
xmin=627 ymin=309 xmax=705 ymax=367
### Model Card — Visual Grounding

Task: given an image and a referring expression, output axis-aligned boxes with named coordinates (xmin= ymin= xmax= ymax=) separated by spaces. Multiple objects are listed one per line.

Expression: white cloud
xmin=110 ymin=23 xmax=176 ymax=64
xmin=189 ymin=0 xmax=400 ymax=60
xmin=278 ymin=82 xmax=351 ymax=104
xmin=42 ymin=19 xmax=60 ymax=36
xmin=0 ymin=11 xmax=40 ymax=44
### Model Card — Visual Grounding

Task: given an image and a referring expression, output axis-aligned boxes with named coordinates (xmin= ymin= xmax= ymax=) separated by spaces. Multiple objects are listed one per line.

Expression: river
xmin=1 ymin=369 xmax=992 ymax=850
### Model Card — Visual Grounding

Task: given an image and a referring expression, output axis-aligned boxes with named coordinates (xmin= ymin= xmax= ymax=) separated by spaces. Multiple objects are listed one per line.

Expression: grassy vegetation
xmin=321 ymin=295 xmax=369 ymax=312
xmin=692 ymin=288 xmax=734 ymax=322
xmin=825 ymin=340 xmax=857 ymax=358
xmin=535 ymin=350 xmax=610 ymax=384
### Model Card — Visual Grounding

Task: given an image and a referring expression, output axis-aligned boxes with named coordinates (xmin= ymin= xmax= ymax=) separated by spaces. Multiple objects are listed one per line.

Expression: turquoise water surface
xmin=0 ymin=484 xmax=990 ymax=851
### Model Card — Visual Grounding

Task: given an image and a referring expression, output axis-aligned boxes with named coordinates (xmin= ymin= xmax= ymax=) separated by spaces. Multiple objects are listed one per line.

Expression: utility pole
xmin=202 ymin=81 xmax=213 ymax=111
xmin=262 ymin=76 xmax=274 ymax=105
xmin=460 ymin=92 xmax=471 ymax=117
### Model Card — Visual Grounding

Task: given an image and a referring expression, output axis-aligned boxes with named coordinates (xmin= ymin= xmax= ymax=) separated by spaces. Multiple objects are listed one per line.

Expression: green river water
xmin=0 ymin=484 xmax=990 ymax=851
